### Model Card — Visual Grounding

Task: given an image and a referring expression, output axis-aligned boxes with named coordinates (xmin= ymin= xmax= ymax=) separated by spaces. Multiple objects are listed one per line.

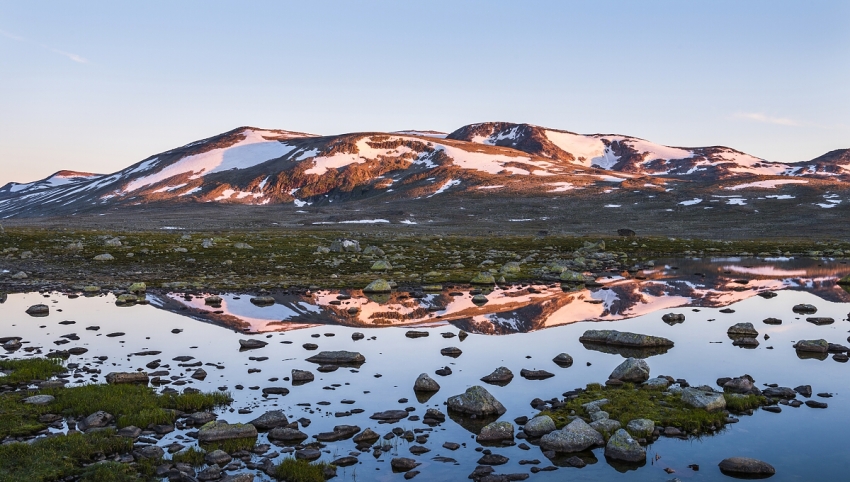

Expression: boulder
xmin=523 ymin=415 xmax=556 ymax=437
xmin=363 ymin=279 xmax=392 ymax=293
xmin=93 ymin=253 xmax=115 ymax=261
xmin=238 ymin=339 xmax=268 ymax=350
xmin=662 ymin=313 xmax=685 ymax=324
xmin=552 ymin=353 xmax=573 ymax=367
xmin=470 ymin=272 xmax=496 ymax=284
xmin=205 ymin=450 xmax=232 ymax=466
xmin=718 ymin=457 xmax=776 ymax=477
xmin=792 ymin=304 xmax=817 ymax=314
xmin=353 ymin=428 xmax=380 ymax=444
xmin=291 ymin=369 xmax=314 ymax=383
xmin=128 ymin=282 xmax=146 ymax=293
xmin=198 ymin=421 xmax=258 ymax=443
xmin=539 ymin=418 xmax=604 ymax=453
xmin=440 ymin=347 xmax=462 ymax=357
xmin=609 ymin=357 xmax=650 ymax=383
xmin=391 ymin=457 xmax=420 ymax=472
xmin=727 ymin=323 xmax=758 ymax=336
xmin=625 ymin=419 xmax=654 ymax=438
xmin=579 ymin=330 xmax=674 ymax=348
xmin=477 ymin=421 xmax=514 ymax=443
xmin=589 ymin=418 xmax=621 ymax=437
xmin=793 ymin=339 xmax=829 ymax=353
xmin=480 ymin=367 xmax=514 ymax=384
xmin=249 ymin=410 xmax=288 ymax=430
xmin=23 ymin=395 xmax=55 ymax=405
xmin=25 ymin=304 xmax=50 ymax=316
xmin=762 ymin=387 xmax=796 ymax=399
xmin=79 ymin=411 xmax=115 ymax=431
xmin=681 ymin=387 xmax=726 ymax=412
xmin=520 ymin=368 xmax=555 ymax=380
xmin=642 ymin=377 xmax=670 ymax=389
xmin=305 ymin=351 xmax=365 ymax=365
xmin=447 ymin=386 xmax=506 ymax=416
xmin=605 ymin=429 xmax=646 ymax=463
xmin=370 ymin=260 xmax=392 ymax=271
xmin=806 ymin=317 xmax=835 ymax=325
xmin=413 ymin=373 xmax=440 ymax=392
xmin=330 ymin=239 xmax=361 ymax=253
xmin=268 ymin=427 xmax=308 ymax=443
xmin=105 ymin=372 xmax=149 ymax=385
xmin=249 ymin=296 xmax=275 ymax=306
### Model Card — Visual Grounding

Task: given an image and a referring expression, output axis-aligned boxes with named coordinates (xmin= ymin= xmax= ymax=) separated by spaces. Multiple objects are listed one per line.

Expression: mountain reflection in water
xmin=152 ymin=257 xmax=850 ymax=334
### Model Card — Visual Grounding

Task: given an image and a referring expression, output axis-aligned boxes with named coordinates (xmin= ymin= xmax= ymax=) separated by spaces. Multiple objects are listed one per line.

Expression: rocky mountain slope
xmin=1 ymin=122 xmax=848 ymax=220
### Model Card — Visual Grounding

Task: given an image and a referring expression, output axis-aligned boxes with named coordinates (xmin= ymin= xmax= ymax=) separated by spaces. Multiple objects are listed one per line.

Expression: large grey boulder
xmin=446 ymin=386 xmax=506 ymax=416
xmin=539 ymin=418 xmax=604 ymax=453
xmin=363 ymin=279 xmax=391 ymax=293
xmin=305 ymin=351 xmax=365 ymax=365
xmin=609 ymin=357 xmax=650 ymax=382
xmin=579 ymin=330 xmax=674 ymax=348
xmin=590 ymin=419 xmax=621 ymax=437
xmin=681 ymin=387 xmax=726 ymax=412
xmin=23 ymin=395 xmax=55 ymax=405
xmin=79 ymin=411 xmax=114 ymax=431
xmin=25 ymin=304 xmax=50 ymax=316
xmin=198 ymin=421 xmax=258 ymax=443
xmin=477 ymin=421 xmax=514 ymax=443
xmin=330 ymin=239 xmax=361 ymax=253
xmin=291 ymin=369 xmax=314 ymax=383
xmin=523 ymin=415 xmax=556 ymax=437
xmin=605 ymin=429 xmax=646 ymax=463
xmin=718 ymin=457 xmax=776 ymax=477
xmin=413 ymin=373 xmax=440 ymax=392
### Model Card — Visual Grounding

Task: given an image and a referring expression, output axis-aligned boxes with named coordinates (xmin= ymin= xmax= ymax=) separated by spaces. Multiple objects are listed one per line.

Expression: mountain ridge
xmin=1 ymin=121 xmax=848 ymax=219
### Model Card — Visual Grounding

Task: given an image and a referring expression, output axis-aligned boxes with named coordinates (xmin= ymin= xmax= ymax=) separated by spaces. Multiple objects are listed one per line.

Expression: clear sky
xmin=1 ymin=1 xmax=848 ymax=185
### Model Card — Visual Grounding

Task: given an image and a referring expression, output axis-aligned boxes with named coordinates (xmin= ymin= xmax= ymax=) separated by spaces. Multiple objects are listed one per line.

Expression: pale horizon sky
xmin=1 ymin=1 xmax=848 ymax=185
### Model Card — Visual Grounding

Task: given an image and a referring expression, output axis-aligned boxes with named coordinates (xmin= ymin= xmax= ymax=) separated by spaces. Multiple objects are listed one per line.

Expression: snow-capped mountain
xmin=0 ymin=122 xmax=847 ymax=218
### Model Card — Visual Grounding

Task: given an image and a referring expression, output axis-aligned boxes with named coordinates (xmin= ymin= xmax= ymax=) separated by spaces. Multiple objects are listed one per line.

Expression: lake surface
xmin=2 ymin=257 xmax=850 ymax=481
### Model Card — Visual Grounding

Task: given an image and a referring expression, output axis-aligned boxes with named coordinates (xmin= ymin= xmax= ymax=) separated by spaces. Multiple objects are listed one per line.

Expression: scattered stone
xmin=305 ymin=351 xmax=365 ymax=365
xmin=520 ymin=368 xmax=555 ymax=380
xmin=552 ymin=353 xmax=573 ymax=367
xmin=405 ymin=330 xmax=429 ymax=338
xmin=625 ymin=419 xmax=654 ymax=438
xmin=727 ymin=323 xmax=758 ymax=336
xmin=792 ymin=304 xmax=817 ymax=314
xmin=807 ymin=317 xmax=835 ymax=326
xmin=268 ymin=427 xmax=308 ymax=443
xmin=523 ymin=416 xmax=556 ymax=437
xmin=23 ymin=395 xmax=55 ymax=405
xmin=794 ymin=385 xmax=813 ymax=397
xmin=477 ymin=421 xmax=514 ymax=443
xmin=26 ymin=304 xmax=50 ymax=316
xmin=662 ymin=313 xmax=685 ymax=324
xmin=793 ymin=339 xmax=828 ymax=353
xmin=763 ymin=317 xmax=782 ymax=325
xmin=291 ymin=369 xmax=314 ymax=383
xmin=93 ymin=253 xmax=115 ymax=261
xmin=198 ymin=421 xmax=258 ymax=443
xmin=413 ymin=373 xmax=440 ymax=392
xmin=249 ymin=296 xmax=275 ymax=306
xmin=718 ymin=457 xmax=776 ymax=477
xmin=579 ymin=330 xmax=674 ymax=348
xmin=363 ymin=279 xmax=392 ymax=293
xmin=539 ymin=418 xmax=604 ymax=453
xmin=681 ymin=387 xmax=726 ymax=412
xmin=481 ymin=367 xmax=514 ymax=384
xmin=447 ymin=386 xmax=506 ymax=416
xmin=391 ymin=457 xmax=420 ymax=472
xmin=805 ymin=400 xmax=828 ymax=409
xmin=79 ymin=411 xmax=115 ymax=431
xmin=105 ymin=372 xmax=149 ymax=385
xmin=477 ymin=453 xmax=509 ymax=465
xmin=239 ymin=339 xmax=268 ymax=350
xmin=249 ymin=411 xmax=288 ymax=430
xmin=440 ymin=347 xmax=462 ymax=357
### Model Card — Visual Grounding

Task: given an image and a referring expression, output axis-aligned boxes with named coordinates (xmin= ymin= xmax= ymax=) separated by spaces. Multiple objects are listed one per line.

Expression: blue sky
xmin=1 ymin=1 xmax=848 ymax=184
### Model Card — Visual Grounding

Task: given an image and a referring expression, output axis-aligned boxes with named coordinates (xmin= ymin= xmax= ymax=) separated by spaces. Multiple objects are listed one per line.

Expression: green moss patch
xmin=273 ymin=458 xmax=335 ymax=482
xmin=0 ymin=358 xmax=67 ymax=384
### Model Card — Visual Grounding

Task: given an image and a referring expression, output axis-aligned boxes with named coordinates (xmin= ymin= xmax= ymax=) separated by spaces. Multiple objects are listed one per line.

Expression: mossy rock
xmin=370 ymin=260 xmax=392 ymax=271
xmin=363 ymin=279 xmax=392 ymax=293
xmin=127 ymin=282 xmax=146 ymax=293
xmin=500 ymin=262 xmax=521 ymax=274
xmin=470 ymin=272 xmax=496 ymax=285
xmin=559 ymin=270 xmax=586 ymax=282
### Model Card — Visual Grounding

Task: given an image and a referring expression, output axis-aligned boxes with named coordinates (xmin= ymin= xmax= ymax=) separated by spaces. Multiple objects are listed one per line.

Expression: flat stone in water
xmin=718 ymin=457 xmax=776 ymax=477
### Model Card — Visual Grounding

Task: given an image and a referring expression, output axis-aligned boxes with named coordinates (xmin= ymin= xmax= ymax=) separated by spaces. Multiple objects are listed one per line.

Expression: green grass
xmin=725 ymin=393 xmax=765 ymax=412
xmin=45 ymin=383 xmax=231 ymax=428
xmin=79 ymin=461 xmax=144 ymax=482
xmin=273 ymin=458 xmax=335 ymax=482
xmin=0 ymin=391 xmax=49 ymax=438
xmin=199 ymin=436 xmax=257 ymax=453
xmin=0 ymin=430 xmax=134 ymax=482
xmin=541 ymin=383 xmax=730 ymax=434
xmin=0 ymin=358 xmax=67 ymax=384
xmin=170 ymin=446 xmax=207 ymax=467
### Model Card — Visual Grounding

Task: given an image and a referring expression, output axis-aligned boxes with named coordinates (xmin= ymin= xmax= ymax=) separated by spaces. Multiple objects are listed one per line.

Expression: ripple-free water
xmin=2 ymin=258 xmax=850 ymax=480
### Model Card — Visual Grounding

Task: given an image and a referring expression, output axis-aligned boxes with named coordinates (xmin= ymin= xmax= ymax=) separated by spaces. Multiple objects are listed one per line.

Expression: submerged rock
xmin=718 ymin=457 xmax=776 ymax=477
xmin=447 ymin=386 xmax=506 ymax=416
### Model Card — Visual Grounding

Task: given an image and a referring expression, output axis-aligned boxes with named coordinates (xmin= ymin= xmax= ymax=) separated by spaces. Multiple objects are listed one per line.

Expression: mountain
xmin=0 ymin=122 xmax=848 ymax=219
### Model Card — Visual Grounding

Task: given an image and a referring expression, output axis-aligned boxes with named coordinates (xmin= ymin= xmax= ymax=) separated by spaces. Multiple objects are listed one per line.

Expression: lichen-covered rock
xmin=605 ymin=429 xmax=646 ymax=463
xmin=370 ymin=260 xmax=392 ymax=271
xmin=681 ymin=387 xmax=726 ymax=412
xmin=625 ymin=419 xmax=654 ymax=438
xmin=268 ymin=427 xmax=308 ymax=442
xmin=446 ymin=386 xmax=506 ymax=416
xmin=589 ymin=418 xmax=621 ymax=437
xmin=198 ymin=420 xmax=258 ymax=443
xmin=363 ymin=279 xmax=392 ymax=293
xmin=523 ymin=415 xmax=556 ymax=437
xmin=500 ymin=262 xmax=521 ymax=274
xmin=559 ymin=270 xmax=586 ymax=283
xmin=330 ymin=239 xmax=361 ymax=253
xmin=477 ymin=421 xmax=514 ymax=443
xmin=609 ymin=357 xmax=650 ymax=382
xmin=127 ymin=282 xmax=146 ymax=293
xmin=93 ymin=253 xmax=115 ymax=261
xmin=23 ymin=395 xmax=55 ymax=405
xmin=579 ymin=330 xmax=674 ymax=348
xmin=539 ymin=418 xmax=604 ymax=453
xmin=643 ymin=377 xmax=670 ymax=389
xmin=414 ymin=373 xmax=440 ymax=392
xmin=470 ymin=272 xmax=496 ymax=284
xmin=249 ymin=410 xmax=288 ymax=430
xmin=249 ymin=296 xmax=275 ymax=306
xmin=793 ymin=339 xmax=829 ymax=353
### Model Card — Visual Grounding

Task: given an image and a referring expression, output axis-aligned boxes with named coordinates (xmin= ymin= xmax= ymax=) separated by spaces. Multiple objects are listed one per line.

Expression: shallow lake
xmin=2 ymin=257 xmax=850 ymax=481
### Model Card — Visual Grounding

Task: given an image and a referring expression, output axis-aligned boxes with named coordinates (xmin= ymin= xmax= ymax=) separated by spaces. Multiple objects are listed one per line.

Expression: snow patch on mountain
xmin=124 ymin=129 xmax=296 ymax=192
xmin=725 ymin=179 xmax=809 ymax=190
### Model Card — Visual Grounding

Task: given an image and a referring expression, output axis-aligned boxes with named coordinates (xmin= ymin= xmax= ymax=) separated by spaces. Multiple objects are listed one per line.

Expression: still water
xmin=2 ymin=257 xmax=850 ymax=481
